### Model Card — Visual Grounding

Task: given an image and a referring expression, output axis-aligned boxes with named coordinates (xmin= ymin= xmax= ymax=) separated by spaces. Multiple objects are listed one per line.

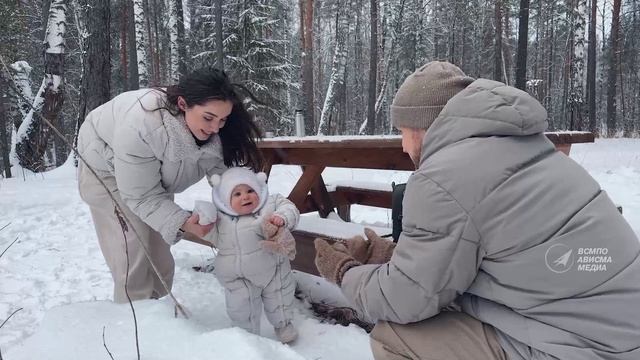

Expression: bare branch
xmin=102 ymin=326 xmax=115 ymax=360
xmin=0 ymin=223 xmax=10 ymax=232
xmin=0 ymin=237 xmax=19 ymax=259
xmin=116 ymin=209 xmax=140 ymax=360
xmin=0 ymin=308 xmax=23 ymax=329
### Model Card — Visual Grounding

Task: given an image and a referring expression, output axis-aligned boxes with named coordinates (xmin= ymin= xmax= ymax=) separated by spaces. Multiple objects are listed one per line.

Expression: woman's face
xmin=179 ymin=97 xmax=234 ymax=141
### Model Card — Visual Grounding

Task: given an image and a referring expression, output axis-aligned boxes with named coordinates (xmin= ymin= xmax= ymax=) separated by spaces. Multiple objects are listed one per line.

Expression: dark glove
xmin=314 ymin=238 xmax=362 ymax=285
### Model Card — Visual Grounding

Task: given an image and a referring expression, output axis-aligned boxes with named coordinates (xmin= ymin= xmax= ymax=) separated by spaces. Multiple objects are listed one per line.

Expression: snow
xmin=1 ymin=138 xmax=639 ymax=358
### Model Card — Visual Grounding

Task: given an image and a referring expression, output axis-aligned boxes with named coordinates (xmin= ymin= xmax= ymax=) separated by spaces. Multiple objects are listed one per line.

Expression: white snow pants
xmin=221 ymin=261 xmax=295 ymax=334
xmin=78 ymin=163 xmax=175 ymax=303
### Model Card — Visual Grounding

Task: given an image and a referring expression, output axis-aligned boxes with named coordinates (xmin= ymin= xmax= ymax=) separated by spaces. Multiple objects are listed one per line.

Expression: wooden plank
xmin=291 ymin=230 xmax=321 ymax=275
xmin=334 ymin=186 xmax=393 ymax=208
xmin=544 ymin=131 xmax=594 ymax=145
xmin=556 ymin=144 xmax=572 ymax=156
xmin=260 ymin=147 xmax=415 ymax=170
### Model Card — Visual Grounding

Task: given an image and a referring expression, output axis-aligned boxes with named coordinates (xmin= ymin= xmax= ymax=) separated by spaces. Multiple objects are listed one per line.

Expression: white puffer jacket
xmin=77 ymin=89 xmax=227 ymax=244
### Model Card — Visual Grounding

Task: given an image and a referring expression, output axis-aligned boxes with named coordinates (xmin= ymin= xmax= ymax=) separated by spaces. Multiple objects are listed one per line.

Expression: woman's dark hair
xmin=159 ymin=67 xmax=264 ymax=170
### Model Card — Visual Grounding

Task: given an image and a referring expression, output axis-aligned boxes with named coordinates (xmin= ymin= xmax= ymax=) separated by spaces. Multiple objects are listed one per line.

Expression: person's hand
xmin=269 ymin=214 xmax=285 ymax=227
xmin=181 ymin=213 xmax=214 ymax=238
xmin=314 ymin=238 xmax=362 ymax=285
xmin=340 ymin=228 xmax=396 ymax=264
xmin=342 ymin=235 xmax=371 ymax=264
xmin=362 ymin=228 xmax=396 ymax=264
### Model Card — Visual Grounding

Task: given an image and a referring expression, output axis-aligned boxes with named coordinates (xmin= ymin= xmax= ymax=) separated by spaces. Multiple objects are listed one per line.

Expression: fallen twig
xmin=0 ymin=223 xmax=9 ymax=232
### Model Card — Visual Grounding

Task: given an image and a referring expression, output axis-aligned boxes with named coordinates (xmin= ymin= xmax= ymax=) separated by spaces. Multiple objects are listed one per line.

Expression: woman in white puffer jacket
xmin=76 ymin=68 xmax=263 ymax=303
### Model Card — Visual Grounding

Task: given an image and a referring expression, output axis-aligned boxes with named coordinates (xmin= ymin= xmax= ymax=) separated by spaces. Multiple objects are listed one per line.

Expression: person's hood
xmin=420 ymin=79 xmax=549 ymax=165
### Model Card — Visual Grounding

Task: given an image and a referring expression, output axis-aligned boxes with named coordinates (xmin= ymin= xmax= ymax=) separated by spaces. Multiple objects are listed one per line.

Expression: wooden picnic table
xmin=258 ymin=132 xmax=595 ymax=274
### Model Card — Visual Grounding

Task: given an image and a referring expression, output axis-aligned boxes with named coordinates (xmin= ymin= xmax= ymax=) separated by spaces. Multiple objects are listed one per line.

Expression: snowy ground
xmin=1 ymin=138 xmax=639 ymax=359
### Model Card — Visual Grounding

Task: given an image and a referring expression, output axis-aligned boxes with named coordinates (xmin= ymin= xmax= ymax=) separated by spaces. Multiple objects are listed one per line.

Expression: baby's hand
xmin=269 ymin=214 xmax=285 ymax=227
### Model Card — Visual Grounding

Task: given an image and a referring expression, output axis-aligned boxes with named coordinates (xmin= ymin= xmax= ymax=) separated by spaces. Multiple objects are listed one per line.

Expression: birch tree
xmin=13 ymin=0 xmax=67 ymax=172
xmin=300 ymin=0 xmax=315 ymax=134
xmin=318 ymin=10 xmax=348 ymax=135
xmin=133 ymin=0 xmax=149 ymax=87
xmin=570 ymin=0 xmax=587 ymax=130
xmin=606 ymin=0 xmax=621 ymax=137
xmin=365 ymin=0 xmax=378 ymax=135
xmin=168 ymin=0 xmax=186 ymax=82
xmin=586 ymin=0 xmax=597 ymax=133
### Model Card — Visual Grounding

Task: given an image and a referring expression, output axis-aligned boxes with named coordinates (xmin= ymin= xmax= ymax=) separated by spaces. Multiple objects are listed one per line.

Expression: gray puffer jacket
xmin=341 ymin=79 xmax=640 ymax=360
xmin=77 ymin=89 xmax=227 ymax=244
xmin=206 ymin=193 xmax=300 ymax=287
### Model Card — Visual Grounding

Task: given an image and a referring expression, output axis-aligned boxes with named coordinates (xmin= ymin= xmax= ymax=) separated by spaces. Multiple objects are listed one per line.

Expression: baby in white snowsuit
xmin=199 ymin=167 xmax=299 ymax=343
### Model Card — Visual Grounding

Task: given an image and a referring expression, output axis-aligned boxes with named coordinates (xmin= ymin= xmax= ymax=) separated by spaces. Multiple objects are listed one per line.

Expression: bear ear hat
xmin=210 ymin=174 xmax=222 ymax=187
xmin=256 ymin=172 xmax=267 ymax=184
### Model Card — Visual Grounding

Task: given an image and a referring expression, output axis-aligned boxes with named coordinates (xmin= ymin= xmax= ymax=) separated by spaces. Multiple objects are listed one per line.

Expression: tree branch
xmin=102 ymin=326 xmax=115 ymax=360
xmin=0 ymin=237 xmax=19 ymax=259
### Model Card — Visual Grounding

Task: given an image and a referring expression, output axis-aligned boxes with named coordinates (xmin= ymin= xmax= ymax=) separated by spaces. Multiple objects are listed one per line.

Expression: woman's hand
xmin=181 ymin=213 xmax=215 ymax=238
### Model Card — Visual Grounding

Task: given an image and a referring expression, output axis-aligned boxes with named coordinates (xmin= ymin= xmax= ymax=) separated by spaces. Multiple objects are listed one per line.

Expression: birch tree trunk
xmin=8 ymin=61 xmax=34 ymax=130
xmin=606 ymin=0 xmax=621 ymax=137
xmin=366 ymin=0 xmax=378 ymax=135
xmin=570 ymin=0 xmax=586 ymax=130
xmin=586 ymin=0 xmax=597 ymax=133
xmin=13 ymin=0 xmax=66 ymax=172
xmin=133 ymin=0 xmax=149 ymax=87
xmin=494 ymin=0 xmax=503 ymax=82
xmin=168 ymin=0 xmax=180 ymax=82
xmin=300 ymin=0 xmax=315 ymax=134
xmin=318 ymin=11 xmax=348 ymax=135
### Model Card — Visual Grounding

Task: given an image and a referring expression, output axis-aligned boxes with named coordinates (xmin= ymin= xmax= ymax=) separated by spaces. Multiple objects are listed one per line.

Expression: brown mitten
xmin=261 ymin=218 xmax=297 ymax=260
xmin=342 ymin=235 xmax=371 ymax=264
xmin=314 ymin=238 xmax=362 ymax=285
xmin=364 ymin=228 xmax=396 ymax=264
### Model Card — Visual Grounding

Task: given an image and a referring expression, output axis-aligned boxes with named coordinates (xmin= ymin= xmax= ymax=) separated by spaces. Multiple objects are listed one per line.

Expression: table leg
xmin=311 ymin=175 xmax=336 ymax=218
xmin=288 ymin=165 xmax=325 ymax=211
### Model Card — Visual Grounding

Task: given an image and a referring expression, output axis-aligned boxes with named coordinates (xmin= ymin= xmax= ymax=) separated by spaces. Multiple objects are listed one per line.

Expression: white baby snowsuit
xmin=202 ymin=168 xmax=299 ymax=334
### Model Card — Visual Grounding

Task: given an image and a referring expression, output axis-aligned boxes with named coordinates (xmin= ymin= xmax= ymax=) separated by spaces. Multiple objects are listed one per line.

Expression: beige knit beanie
xmin=391 ymin=61 xmax=475 ymax=129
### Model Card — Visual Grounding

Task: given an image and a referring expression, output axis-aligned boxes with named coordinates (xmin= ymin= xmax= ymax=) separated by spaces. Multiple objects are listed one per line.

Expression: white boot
xmin=275 ymin=323 xmax=298 ymax=344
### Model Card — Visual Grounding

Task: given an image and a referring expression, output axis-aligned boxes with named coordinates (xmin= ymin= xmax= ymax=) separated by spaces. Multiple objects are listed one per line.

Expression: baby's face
xmin=230 ymin=184 xmax=260 ymax=215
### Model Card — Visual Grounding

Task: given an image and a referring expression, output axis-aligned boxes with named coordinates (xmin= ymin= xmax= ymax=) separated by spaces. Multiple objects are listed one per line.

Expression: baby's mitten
xmin=261 ymin=218 xmax=297 ymax=260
